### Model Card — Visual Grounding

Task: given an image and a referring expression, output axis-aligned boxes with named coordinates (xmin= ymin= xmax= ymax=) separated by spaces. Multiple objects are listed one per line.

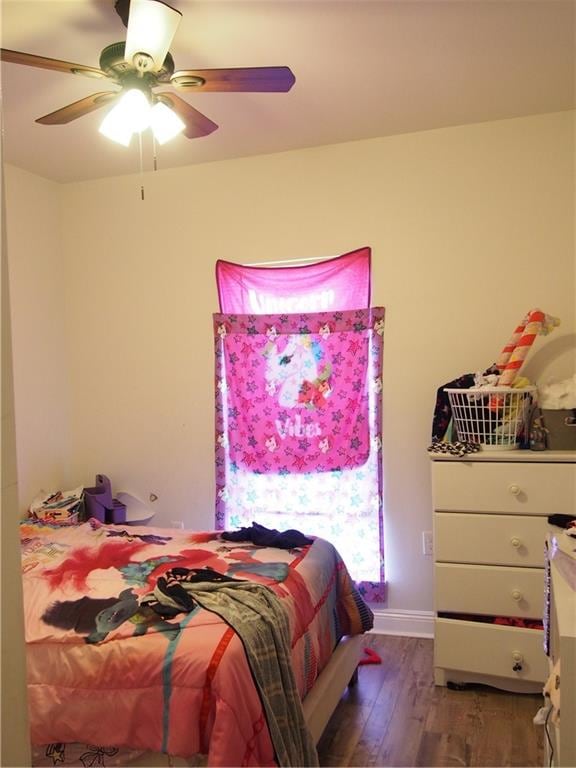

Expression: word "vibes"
xmin=275 ymin=414 xmax=321 ymax=439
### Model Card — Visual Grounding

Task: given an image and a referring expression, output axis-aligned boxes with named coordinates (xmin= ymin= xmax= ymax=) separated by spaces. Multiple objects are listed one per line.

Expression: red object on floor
xmin=358 ymin=646 xmax=382 ymax=665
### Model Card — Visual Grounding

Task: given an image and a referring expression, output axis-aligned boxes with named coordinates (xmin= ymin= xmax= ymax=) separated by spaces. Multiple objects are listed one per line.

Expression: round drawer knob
xmin=512 ymin=651 xmax=524 ymax=672
xmin=508 ymin=484 xmax=521 ymax=496
xmin=511 ymin=589 xmax=523 ymax=601
xmin=510 ymin=537 xmax=522 ymax=548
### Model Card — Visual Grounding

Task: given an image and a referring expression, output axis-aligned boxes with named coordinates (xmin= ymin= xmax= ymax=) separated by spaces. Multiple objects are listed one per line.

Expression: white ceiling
xmin=1 ymin=0 xmax=574 ymax=184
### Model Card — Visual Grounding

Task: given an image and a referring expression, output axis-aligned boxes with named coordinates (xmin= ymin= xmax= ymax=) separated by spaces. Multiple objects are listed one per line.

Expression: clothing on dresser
xmin=431 ymin=365 xmax=501 ymax=441
xmin=427 ymin=438 xmax=481 ymax=457
xmin=548 ymin=513 xmax=576 ymax=529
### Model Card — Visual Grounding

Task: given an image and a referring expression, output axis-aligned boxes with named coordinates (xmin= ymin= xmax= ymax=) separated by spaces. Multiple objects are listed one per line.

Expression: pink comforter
xmin=21 ymin=520 xmax=372 ymax=766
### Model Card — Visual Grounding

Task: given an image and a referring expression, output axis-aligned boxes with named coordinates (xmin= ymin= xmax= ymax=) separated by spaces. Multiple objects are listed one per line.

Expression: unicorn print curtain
xmin=214 ymin=251 xmax=385 ymax=599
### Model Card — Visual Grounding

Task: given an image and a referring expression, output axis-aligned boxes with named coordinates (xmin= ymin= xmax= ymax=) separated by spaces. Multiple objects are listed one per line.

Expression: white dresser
xmin=430 ymin=450 xmax=576 ymax=693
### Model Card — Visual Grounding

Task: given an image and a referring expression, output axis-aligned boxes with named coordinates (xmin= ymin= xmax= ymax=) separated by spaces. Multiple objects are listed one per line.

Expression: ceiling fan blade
xmin=36 ymin=92 xmax=119 ymax=125
xmin=0 ymin=48 xmax=110 ymax=80
xmin=170 ymin=66 xmax=296 ymax=93
xmin=125 ymin=0 xmax=182 ymax=73
xmin=156 ymin=93 xmax=218 ymax=138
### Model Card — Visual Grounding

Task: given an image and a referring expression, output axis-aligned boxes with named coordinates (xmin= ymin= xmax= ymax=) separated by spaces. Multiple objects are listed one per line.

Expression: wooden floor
xmin=316 ymin=634 xmax=544 ymax=767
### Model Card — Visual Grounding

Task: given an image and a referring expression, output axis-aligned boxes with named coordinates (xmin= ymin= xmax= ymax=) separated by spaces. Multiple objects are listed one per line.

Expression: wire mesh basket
xmin=445 ymin=386 xmax=536 ymax=450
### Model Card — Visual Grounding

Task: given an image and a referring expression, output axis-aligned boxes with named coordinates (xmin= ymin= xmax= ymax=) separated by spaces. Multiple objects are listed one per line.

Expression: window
xmin=214 ymin=249 xmax=385 ymax=600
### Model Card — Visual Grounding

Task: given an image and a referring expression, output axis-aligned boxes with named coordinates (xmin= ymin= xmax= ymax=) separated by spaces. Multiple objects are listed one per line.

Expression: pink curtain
xmin=214 ymin=248 xmax=385 ymax=599
xmin=213 ymin=307 xmax=386 ymax=601
xmin=216 ymin=246 xmax=371 ymax=315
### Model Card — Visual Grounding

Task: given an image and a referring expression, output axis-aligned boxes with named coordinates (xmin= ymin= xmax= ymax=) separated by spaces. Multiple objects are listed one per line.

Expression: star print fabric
xmin=213 ymin=308 xmax=385 ymax=591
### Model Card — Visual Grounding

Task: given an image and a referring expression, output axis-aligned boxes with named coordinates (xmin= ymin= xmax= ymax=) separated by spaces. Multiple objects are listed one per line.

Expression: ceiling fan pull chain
xmin=138 ymin=130 xmax=145 ymax=201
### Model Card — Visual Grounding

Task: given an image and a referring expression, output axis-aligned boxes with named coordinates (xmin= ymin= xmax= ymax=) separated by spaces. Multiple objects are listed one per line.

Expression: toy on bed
xmin=21 ymin=518 xmax=373 ymax=767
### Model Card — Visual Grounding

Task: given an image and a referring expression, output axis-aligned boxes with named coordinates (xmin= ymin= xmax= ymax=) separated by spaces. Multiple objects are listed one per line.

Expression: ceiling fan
xmin=0 ymin=0 xmax=296 ymax=146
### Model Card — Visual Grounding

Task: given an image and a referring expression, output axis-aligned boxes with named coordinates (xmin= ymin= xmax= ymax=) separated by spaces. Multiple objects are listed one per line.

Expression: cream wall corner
xmin=5 ymin=165 xmax=71 ymax=512
xmin=1 ymin=160 xmax=31 ymax=766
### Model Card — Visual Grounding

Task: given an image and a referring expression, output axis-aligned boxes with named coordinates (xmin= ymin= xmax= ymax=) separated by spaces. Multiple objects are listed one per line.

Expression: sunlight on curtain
xmin=213 ymin=307 xmax=386 ymax=600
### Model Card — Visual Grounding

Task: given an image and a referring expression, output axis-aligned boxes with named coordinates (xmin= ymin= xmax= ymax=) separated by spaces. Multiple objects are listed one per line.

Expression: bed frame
xmin=126 ymin=634 xmax=364 ymax=766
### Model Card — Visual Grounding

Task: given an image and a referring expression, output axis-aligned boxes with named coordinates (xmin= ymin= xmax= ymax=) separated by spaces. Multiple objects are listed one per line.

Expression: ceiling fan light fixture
xmin=99 ymin=88 xmax=151 ymax=145
xmin=150 ymin=101 xmax=185 ymax=144
xmin=99 ymin=89 xmax=184 ymax=146
xmin=124 ymin=0 xmax=182 ymax=73
xmin=122 ymin=88 xmax=152 ymax=132
xmin=99 ymin=107 xmax=133 ymax=146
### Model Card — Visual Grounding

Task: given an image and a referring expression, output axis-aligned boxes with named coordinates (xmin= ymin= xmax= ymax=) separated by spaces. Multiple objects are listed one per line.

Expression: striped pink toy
xmin=498 ymin=308 xmax=560 ymax=386
xmin=496 ymin=313 xmax=530 ymax=371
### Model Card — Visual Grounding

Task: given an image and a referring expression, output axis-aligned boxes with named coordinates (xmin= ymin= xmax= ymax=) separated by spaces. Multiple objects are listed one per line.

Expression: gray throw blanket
xmin=149 ymin=578 xmax=319 ymax=767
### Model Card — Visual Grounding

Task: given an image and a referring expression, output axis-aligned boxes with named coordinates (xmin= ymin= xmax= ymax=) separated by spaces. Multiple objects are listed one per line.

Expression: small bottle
xmin=529 ymin=409 xmax=547 ymax=451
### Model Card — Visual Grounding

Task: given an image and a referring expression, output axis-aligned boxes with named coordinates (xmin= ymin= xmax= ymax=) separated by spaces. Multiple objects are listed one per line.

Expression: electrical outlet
xmin=422 ymin=530 xmax=433 ymax=557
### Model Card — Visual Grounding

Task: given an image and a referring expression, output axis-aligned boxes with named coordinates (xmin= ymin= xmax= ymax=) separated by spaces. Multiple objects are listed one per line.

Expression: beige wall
xmin=6 ymin=110 xmax=575 ymax=613
xmin=5 ymin=165 xmax=70 ymax=508
xmin=1 ymin=156 xmax=31 ymax=763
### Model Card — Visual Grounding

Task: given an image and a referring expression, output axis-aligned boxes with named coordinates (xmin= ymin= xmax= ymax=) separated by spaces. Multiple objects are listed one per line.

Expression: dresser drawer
xmin=435 ymin=512 xmax=547 ymax=567
xmin=434 ymin=618 xmax=548 ymax=683
xmin=432 ymin=460 xmax=575 ymax=515
xmin=435 ymin=563 xmax=544 ymax=618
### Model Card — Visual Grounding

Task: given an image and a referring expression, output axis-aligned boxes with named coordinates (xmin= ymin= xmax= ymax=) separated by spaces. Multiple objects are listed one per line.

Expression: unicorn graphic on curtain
xmin=264 ymin=334 xmax=332 ymax=409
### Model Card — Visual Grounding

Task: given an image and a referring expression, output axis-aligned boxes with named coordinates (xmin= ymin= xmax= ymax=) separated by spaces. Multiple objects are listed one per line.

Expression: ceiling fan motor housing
xmin=99 ymin=42 xmax=175 ymax=84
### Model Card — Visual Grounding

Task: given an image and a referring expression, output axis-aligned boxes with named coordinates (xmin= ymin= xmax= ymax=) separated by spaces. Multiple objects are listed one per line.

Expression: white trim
xmin=370 ymin=608 xmax=435 ymax=638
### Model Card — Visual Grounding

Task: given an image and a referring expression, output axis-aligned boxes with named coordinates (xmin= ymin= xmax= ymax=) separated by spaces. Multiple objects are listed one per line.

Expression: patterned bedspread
xmin=21 ymin=520 xmax=373 ymax=766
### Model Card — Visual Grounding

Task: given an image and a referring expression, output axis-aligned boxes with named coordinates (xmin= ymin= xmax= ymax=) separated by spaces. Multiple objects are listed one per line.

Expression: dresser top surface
xmin=429 ymin=450 xmax=576 ymax=464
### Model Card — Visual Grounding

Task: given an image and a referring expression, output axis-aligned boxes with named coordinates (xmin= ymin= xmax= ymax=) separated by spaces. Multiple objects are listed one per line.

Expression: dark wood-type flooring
xmin=316 ymin=634 xmax=544 ymax=767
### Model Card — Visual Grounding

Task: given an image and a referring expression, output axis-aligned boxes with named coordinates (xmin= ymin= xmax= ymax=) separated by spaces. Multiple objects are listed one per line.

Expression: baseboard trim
xmin=370 ymin=608 xmax=434 ymax=638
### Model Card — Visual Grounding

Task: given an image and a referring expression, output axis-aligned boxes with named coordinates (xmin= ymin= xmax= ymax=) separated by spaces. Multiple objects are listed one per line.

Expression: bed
xmin=20 ymin=519 xmax=373 ymax=767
